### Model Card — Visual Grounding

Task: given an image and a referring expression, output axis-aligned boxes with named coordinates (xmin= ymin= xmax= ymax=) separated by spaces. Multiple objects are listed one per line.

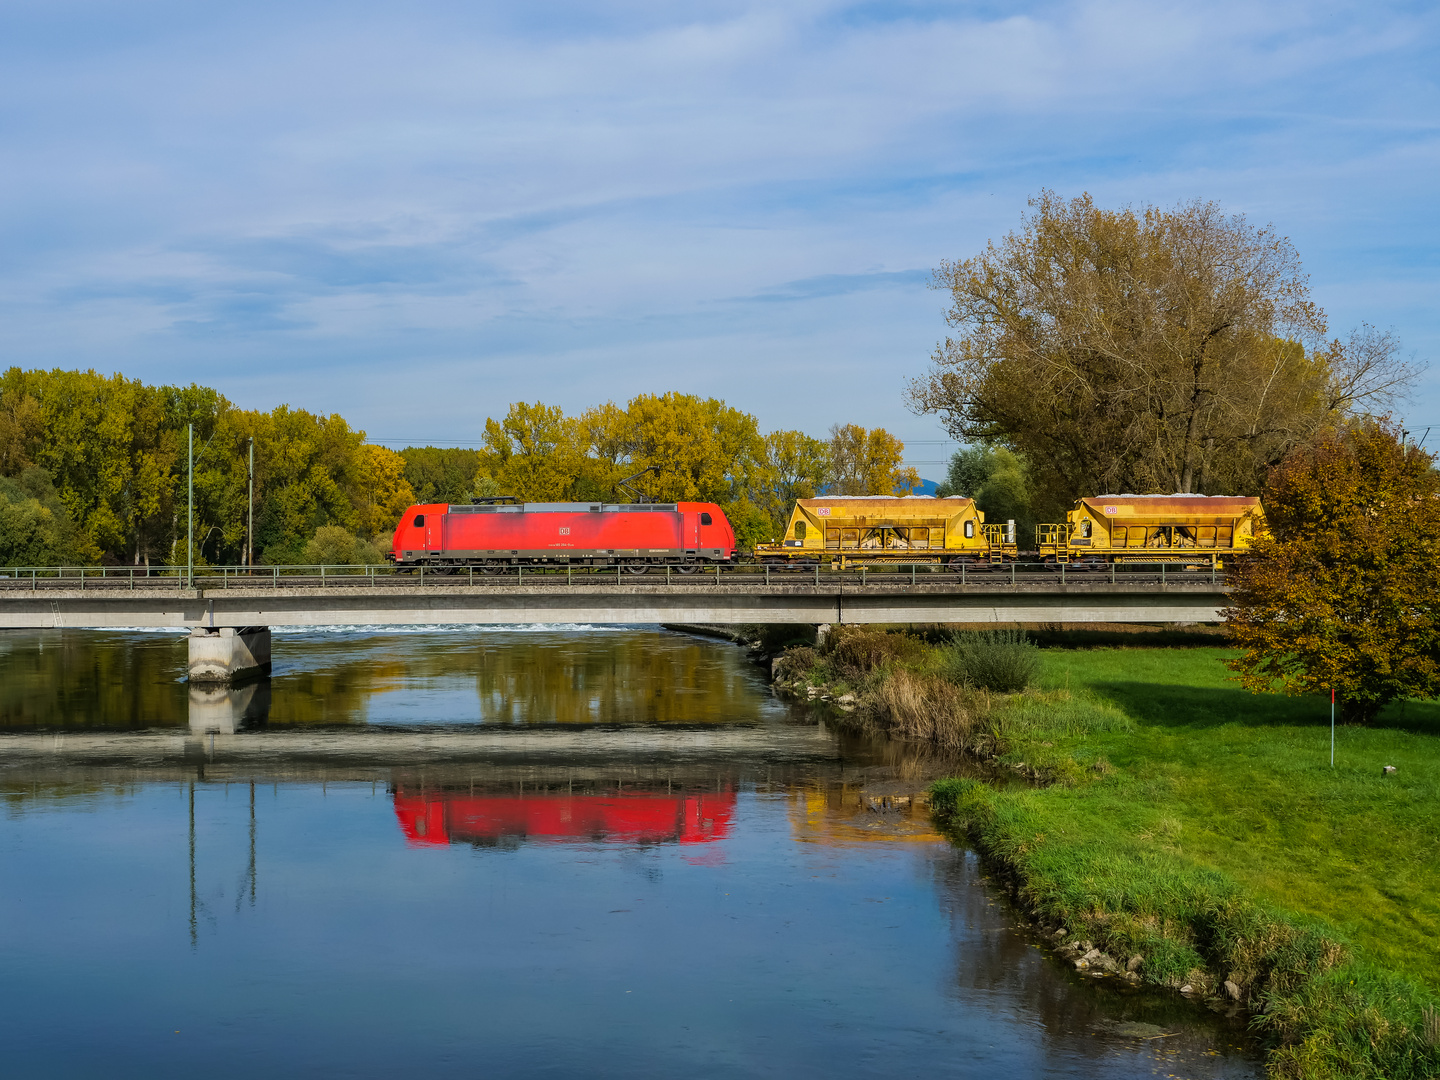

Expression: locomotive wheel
xmin=674 ymin=563 xmax=699 ymax=574
xmin=479 ymin=564 xmax=505 ymax=575
xmin=622 ymin=563 xmax=649 ymax=575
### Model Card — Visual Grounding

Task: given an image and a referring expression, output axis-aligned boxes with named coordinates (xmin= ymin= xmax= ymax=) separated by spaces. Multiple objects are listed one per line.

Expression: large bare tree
xmin=907 ymin=192 xmax=1417 ymax=514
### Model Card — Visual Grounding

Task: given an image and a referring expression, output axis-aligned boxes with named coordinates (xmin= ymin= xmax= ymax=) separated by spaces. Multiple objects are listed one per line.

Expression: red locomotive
xmin=388 ymin=499 xmax=736 ymax=572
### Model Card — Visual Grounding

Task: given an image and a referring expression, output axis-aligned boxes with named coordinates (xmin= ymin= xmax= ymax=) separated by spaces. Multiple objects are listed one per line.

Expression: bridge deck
xmin=0 ymin=574 xmax=1233 ymax=628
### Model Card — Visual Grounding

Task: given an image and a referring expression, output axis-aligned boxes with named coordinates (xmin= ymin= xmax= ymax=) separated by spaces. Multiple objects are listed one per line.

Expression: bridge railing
xmin=0 ymin=560 xmax=1230 ymax=590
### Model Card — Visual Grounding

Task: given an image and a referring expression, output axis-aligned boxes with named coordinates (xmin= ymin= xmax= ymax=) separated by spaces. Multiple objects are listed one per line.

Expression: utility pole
xmin=247 ymin=436 xmax=255 ymax=569
xmin=187 ymin=423 xmax=194 ymax=589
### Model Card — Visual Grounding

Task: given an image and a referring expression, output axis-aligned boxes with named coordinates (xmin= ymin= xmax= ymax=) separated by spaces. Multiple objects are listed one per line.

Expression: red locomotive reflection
xmin=394 ymin=788 xmax=736 ymax=847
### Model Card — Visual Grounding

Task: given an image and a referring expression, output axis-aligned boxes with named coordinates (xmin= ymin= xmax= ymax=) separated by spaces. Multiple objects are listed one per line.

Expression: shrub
xmin=823 ymin=626 xmax=924 ymax=680
xmin=781 ymin=645 xmax=817 ymax=673
xmin=870 ymin=668 xmax=991 ymax=751
xmin=940 ymin=628 xmax=1039 ymax=692
xmin=302 ymin=525 xmax=385 ymax=566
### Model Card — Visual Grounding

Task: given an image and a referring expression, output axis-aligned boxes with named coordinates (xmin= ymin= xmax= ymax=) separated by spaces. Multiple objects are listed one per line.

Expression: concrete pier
xmin=187 ymin=626 xmax=272 ymax=684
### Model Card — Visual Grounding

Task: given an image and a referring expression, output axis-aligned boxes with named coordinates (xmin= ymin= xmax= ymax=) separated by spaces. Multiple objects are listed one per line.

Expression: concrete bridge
xmin=0 ymin=572 xmax=1230 ymax=629
xmin=0 ymin=566 xmax=1231 ymax=680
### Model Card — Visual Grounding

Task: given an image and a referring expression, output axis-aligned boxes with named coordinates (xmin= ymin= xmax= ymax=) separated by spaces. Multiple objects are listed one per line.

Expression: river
xmin=0 ymin=626 xmax=1261 ymax=1078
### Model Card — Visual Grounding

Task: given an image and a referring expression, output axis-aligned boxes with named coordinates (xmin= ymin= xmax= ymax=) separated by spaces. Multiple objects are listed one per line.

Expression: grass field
xmin=925 ymin=644 xmax=1440 ymax=1078
xmin=1017 ymin=647 xmax=1440 ymax=986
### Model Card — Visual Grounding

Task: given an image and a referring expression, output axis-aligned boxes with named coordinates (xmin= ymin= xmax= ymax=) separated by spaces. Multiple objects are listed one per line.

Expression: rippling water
xmin=0 ymin=627 xmax=1261 ymax=1078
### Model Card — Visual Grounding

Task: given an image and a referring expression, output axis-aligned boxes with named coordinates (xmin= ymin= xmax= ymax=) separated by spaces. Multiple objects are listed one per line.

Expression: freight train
xmin=390 ymin=491 xmax=1265 ymax=572
xmin=752 ymin=495 xmax=1014 ymax=569
xmin=388 ymin=498 xmax=737 ymax=573
xmin=1035 ymin=494 xmax=1265 ymax=569
xmin=753 ymin=494 xmax=1265 ymax=570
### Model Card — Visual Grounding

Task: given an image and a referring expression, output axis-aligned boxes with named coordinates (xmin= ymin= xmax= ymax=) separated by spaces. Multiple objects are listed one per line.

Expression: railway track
xmin=0 ymin=562 xmax=1230 ymax=592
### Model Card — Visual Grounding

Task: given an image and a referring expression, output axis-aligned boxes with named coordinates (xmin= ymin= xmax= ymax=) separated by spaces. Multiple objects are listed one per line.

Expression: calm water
xmin=0 ymin=627 xmax=1261 ymax=1079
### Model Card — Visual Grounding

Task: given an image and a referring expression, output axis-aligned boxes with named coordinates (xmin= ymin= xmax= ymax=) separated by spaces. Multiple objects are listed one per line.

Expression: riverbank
xmin=773 ymin=632 xmax=1440 ymax=1079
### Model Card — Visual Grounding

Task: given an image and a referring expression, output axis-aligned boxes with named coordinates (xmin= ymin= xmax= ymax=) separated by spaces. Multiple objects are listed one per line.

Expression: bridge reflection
xmin=393 ymin=785 xmax=736 ymax=847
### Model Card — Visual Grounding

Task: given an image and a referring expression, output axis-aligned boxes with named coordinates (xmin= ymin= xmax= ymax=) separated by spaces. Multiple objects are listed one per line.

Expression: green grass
xmin=927 ymin=646 xmax=1440 ymax=1079
xmin=1024 ymin=648 xmax=1440 ymax=985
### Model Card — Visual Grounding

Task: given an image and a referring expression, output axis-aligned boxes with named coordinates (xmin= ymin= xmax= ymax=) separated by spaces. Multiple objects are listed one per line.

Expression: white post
xmin=187 ymin=423 xmax=194 ymax=589
xmin=247 ymin=436 xmax=255 ymax=568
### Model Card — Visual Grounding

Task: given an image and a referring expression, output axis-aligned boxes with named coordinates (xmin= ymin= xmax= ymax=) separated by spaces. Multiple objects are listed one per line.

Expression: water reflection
xmin=1 ymin=628 xmax=774 ymax=729
xmin=0 ymin=627 xmax=1260 ymax=1079
xmin=393 ymin=784 xmax=736 ymax=847
xmin=189 ymin=682 xmax=271 ymax=735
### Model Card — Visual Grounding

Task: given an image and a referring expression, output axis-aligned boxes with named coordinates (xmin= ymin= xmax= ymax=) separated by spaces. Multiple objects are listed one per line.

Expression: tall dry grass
xmin=869 ymin=668 xmax=994 ymax=752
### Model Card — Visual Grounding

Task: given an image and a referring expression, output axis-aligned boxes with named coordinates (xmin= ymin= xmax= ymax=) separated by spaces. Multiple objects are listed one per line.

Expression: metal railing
xmin=0 ymin=560 xmax=1229 ymax=591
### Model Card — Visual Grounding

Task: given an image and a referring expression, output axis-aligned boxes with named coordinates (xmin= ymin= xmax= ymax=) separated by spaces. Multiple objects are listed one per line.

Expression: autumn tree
xmin=0 ymin=380 xmax=44 ymax=475
xmin=478 ymin=401 xmax=589 ymax=502
xmin=0 ymin=467 xmax=79 ymax=566
xmin=352 ymin=445 xmax=416 ymax=537
xmin=399 ymin=447 xmax=482 ymax=505
xmin=1225 ymin=423 xmax=1440 ymax=724
xmin=908 ymin=192 xmax=1416 ymax=517
xmin=621 ymin=392 xmax=764 ymax=504
xmin=827 ymin=424 xmax=920 ymax=496
xmin=935 ymin=446 xmax=1034 ymax=539
xmin=752 ymin=430 xmax=831 ymax=536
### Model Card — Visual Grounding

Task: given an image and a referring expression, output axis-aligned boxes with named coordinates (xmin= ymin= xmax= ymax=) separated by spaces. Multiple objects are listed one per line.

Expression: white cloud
xmin=0 ymin=0 xmax=1436 ymax=449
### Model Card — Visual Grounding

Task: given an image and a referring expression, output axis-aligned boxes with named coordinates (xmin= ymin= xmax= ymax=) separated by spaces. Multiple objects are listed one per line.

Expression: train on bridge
xmin=752 ymin=493 xmax=1265 ymax=571
xmin=387 ymin=492 xmax=1265 ymax=573
xmin=389 ymin=499 xmax=737 ymax=574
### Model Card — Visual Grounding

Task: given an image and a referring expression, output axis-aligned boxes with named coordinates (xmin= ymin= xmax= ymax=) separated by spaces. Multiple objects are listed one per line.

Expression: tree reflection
xmin=470 ymin=635 xmax=768 ymax=725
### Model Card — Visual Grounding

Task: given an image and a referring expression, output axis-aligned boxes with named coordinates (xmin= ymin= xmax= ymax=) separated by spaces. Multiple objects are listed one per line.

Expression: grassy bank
xmin=776 ymin=632 xmax=1440 ymax=1078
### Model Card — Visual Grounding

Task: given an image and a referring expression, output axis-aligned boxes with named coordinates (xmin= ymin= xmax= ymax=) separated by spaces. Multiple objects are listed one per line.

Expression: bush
xmin=302 ymin=526 xmax=385 ymax=566
xmin=871 ymin=669 xmax=989 ymax=750
xmin=940 ymin=628 xmax=1039 ymax=692
xmin=823 ymin=626 xmax=925 ymax=680
xmin=779 ymin=645 xmax=817 ymax=674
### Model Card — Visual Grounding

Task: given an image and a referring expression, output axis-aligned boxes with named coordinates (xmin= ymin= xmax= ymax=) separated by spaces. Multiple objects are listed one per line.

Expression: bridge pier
xmin=188 ymin=626 xmax=272 ymax=684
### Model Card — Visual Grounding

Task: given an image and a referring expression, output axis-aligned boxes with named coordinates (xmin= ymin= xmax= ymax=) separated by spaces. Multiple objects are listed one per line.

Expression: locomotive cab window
xmin=700 ymin=512 xmax=713 ymax=526
xmin=795 ymin=521 xmax=807 ymax=540
xmin=1078 ymin=519 xmax=1091 ymax=538
xmin=413 ymin=514 xmax=426 ymax=527
xmin=963 ymin=520 xmax=975 ymax=539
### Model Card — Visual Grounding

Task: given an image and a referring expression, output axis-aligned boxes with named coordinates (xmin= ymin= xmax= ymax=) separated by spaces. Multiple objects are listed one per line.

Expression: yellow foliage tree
xmin=478 ymin=401 xmax=588 ymax=501
xmin=622 ymin=392 xmax=763 ymax=504
xmin=827 ymin=424 xmax=919 ymax=495
xmin=754 ymin=429 xmax=831 ymax=532
xmin=353 ymin=445 xmax=417 ymax=537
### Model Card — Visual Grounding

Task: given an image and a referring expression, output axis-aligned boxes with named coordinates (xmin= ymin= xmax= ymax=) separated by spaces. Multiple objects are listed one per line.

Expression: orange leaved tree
xmin=1225 ymin=423 xmax=1440 ymax=724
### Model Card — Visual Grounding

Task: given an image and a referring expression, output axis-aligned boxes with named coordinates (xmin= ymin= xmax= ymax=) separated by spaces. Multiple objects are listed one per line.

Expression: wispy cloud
xmin=0 ymin=0 xmax=1436 ymax=444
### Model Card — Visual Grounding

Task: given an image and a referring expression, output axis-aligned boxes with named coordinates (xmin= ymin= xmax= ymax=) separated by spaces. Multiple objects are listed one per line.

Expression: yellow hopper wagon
xmin=753 ymin=496 xmax=1018 ymax=569
xmin=1035 ymin=495 xmax=1266 ymax=569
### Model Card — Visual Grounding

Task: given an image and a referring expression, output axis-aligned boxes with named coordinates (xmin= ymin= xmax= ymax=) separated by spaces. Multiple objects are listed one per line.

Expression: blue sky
xmin=2 ymin=1 xmax=1437 ymax=472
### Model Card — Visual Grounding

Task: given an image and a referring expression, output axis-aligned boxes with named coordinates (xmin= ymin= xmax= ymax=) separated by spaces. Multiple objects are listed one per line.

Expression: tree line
xmin=0 ymin=372 xmax=920 ymax=566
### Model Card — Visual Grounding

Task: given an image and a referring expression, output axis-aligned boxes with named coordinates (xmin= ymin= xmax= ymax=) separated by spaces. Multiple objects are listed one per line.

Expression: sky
xmin=1 ymin=1 xmax=1437 ymax=476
